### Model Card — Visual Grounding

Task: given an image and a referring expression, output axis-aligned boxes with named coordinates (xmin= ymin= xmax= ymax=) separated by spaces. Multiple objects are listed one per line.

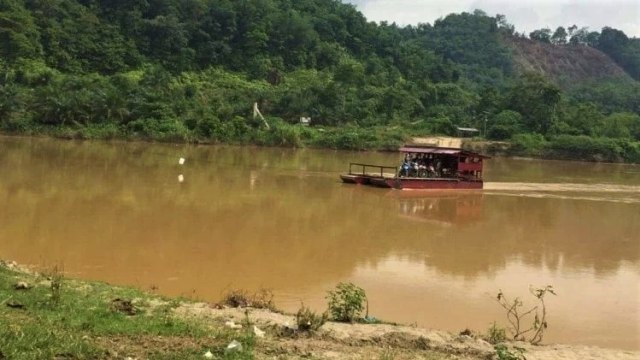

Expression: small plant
xmin=155 ymin=299 xmax=181 ymax=326
xmin=486 ymin=322 xmax=507 ymax=344
xmin=221 ymin=289 xmax=251 ymax=308
xmin=326 ymin=282 xmax=367 ymax=323
xmin=495 ymin=285 xmax=556 ymax=344
xmin=220 ymin=289 xmax=276 ymax=311
xmin=295 ymin=304 xmax=327 ymax=332
xmin=240 ymin=309 xmax=254 ymax=329
xmin=379 ymin=348 xmax=396 ymax=360
xmin=250 ymin=288 xmax=276 ymax=310
xmin=110 ymin=298 xmax=137 ymax=316
xmin=494 ymin=344 xmax=526 ymax=360
xmin=46 ymin=265 xmax=64 ymax=307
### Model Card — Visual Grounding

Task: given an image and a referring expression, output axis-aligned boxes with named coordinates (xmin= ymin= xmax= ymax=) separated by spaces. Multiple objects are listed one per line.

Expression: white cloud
xmin=345 ymin=0 xmax=640 ymax=37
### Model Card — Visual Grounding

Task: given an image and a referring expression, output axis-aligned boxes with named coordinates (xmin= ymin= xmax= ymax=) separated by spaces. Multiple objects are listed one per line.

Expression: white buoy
xmin=178 ymin=157 xmax=185 ymax=165
xmin=178 ymin=174 xmax=184 ymax=183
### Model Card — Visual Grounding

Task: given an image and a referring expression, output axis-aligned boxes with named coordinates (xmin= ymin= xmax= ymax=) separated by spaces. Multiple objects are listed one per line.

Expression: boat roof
xmin=399 ymin=145 xmax=489 ymax=158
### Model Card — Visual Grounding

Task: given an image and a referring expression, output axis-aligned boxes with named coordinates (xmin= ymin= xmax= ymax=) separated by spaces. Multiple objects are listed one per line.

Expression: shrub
xmin=494 ymin=344 xmax=526 ymax=360
xmin=255 ymin=121 xmax=303 ymax=147
xmin=334 ymin=130 xmax=367 ymax=150
xmin=508 ymin=133 xmax=547 ymax=156
xmin=495 ymin=285 xmax=556 ymax=344
xmin=13 ymin=59 xmax=60 ymax=86
xmin=429 ymin=116 xmax=457 ymax=136
xmin=45 ymin=265 xmax=64 ymax=307
xmin=488 ymin=110 xmax=523 ymax=140
xmin=326 ymin=282 xmax=367 ymax=323
xmin=295 ymin=305 xmax=327 ymax=332
xmin=618 ymin=140 xmax=640 ymax=163
xmin=219 ymin=289 xmax=276 ymax=311
xmin=250 ymin=289 xmax=276 ymax=310
xmin=220 ymin=289 xmax=251 ymax=308
xmin=546 ymin=135 xmax=622 ymax=162
xmin=78 ymin=123 xmax=122 ymax=139
xmin=1 ymin=116 xmax=33 ymax=133
xmin=126 ymin=117 xmax=191 ymax=142
xmin=184 ymin=115 xmax=220 ymax=139
xmin=486 ymin=322 xmax=507 ymax=344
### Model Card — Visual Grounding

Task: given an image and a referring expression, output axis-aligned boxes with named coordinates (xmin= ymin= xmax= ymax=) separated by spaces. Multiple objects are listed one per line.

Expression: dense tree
xmin=0 ymin=0 xmax=638 ymax=162
xmin=555 ymin=101 xmax=604 ymax=136
xmin=529 ymin=28 xmax=552 ymax=43
xmin=602 ymin=113 xmax=640 ymax=140
xmin=488 ymin=110 xmax=523 ymax=140
xmin=0 ymin=0 xmax=42 ymax=61
xmin=569 ymin=80 xmax=640 ymax=114
xmin=427 ymin=11 xmax=512 ymax=84
xmin=568 ymin=27 xmax=590 ymax=45
xmin=596 ymin=27 xmax=640 ymax=80
xmin=495 ymin=14 xmax=515 ymax=35
xmin=506 ymin=73 xmax=561 ymax=135
xmin=551 ymin=26 xmax=567 ymax=45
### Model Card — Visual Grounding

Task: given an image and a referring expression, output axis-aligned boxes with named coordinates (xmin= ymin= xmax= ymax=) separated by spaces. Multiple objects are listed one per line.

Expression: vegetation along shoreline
xmin=1 ymin=260 xmax=639 ymax=360
xmin=1 ymin=1 xmax=638 ymax=163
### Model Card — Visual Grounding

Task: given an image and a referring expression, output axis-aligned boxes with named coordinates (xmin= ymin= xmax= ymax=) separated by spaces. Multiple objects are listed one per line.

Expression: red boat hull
xmin=340 ymin=174 xmax=373 ymax=185
xmin=341 ymin=174 xmax=483 ymax=190
xmin=382 ymin=178 xmax=483 ymax=190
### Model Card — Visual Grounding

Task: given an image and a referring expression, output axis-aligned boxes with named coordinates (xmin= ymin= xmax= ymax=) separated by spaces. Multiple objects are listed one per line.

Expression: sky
xmin=345 ymin=0 xmax=640 ymax=37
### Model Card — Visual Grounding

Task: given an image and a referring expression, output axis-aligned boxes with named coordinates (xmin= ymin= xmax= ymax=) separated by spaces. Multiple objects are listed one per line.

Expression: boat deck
xmin=340 ymin=163 xmax=398 ymax=186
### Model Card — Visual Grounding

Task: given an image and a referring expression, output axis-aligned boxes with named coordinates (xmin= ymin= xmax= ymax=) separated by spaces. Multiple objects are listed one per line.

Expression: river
xmin=0 ymin=136 xmax=638 ymax=350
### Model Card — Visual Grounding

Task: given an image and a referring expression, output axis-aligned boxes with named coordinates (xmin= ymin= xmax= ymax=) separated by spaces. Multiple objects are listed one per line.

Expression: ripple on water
xmin=484 ymin=182 xmax=640 ymax=204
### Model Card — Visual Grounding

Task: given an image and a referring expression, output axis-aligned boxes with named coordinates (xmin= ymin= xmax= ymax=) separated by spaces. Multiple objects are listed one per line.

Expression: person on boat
xmin=399 ymin=154 xmax=412 ymax=177
xmin=417 ymin=155 xmax=428 ymax=177
xmin=427 ymin=163 xmax=436 ymax=177
xmin=411 ymin=158 xmax=420 ymax=177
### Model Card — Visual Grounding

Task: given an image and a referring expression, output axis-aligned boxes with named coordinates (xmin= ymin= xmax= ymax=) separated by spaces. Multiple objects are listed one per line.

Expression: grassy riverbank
xmin=0 ymin=261 xmax=473 ymax=359
xmin=2 ymin=261 xmax=639 ymax=360
xmin=3 ymin=125 xmax=640 ymax=164
xmin=0 ymin=120 xmax=408 ymax=152
xmin=0 ymin=262 xmax=223 ymax=359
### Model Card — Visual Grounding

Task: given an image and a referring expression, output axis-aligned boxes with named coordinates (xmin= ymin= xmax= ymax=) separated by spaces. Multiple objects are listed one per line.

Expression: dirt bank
xmin=1 ymin=260 xmax=638 ymax=360
xmin=176 ymin=303 xmax=639 ymax=360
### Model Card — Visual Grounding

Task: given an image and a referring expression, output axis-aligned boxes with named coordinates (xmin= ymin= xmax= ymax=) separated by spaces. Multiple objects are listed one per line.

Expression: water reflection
xmin=0 ymin=136 xmax=639 ymax=349
xmin=394 ymin=192 xmax=484 ymax=226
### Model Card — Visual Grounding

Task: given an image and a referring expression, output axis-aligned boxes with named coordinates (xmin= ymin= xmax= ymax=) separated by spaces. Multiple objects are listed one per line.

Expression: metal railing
xmin=348 ymin=163 xmax=398 ymax=178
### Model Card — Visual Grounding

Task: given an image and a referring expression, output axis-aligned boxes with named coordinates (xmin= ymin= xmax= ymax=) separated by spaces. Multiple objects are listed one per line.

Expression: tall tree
xmin=507 ymin=73 xmax=561 ymax=135
xmin=0 ymin=0 xmax=42 ymax=61
xmin=551 ymin=26 xmax=567 ymax=45
xmin=529 ymin=28 xmax=552 ymax=43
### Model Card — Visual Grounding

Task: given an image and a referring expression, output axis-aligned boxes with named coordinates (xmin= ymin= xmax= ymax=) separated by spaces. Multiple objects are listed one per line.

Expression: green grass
xmin=0 ymin=265 xmax=255 ymax=359
xmin=0 ymin=264 xmax=483 ymax=360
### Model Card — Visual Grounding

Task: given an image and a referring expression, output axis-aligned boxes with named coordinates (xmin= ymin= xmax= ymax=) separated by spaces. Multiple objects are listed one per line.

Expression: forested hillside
xmin=1 ymin=0 xmax=639 ymax=162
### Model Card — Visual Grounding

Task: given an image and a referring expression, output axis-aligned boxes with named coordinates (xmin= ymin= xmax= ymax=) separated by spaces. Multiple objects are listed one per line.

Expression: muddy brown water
xmin=1 ymin=136 xmax=639 ymax=350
